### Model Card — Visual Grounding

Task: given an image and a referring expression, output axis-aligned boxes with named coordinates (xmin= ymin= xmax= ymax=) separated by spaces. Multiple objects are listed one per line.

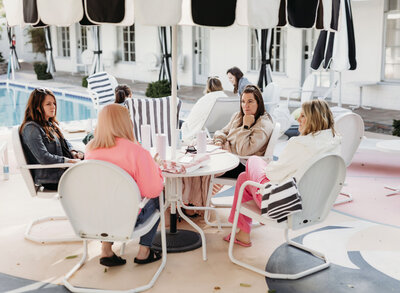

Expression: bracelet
xmin=243 ymin=125 xmax=249 ymax=130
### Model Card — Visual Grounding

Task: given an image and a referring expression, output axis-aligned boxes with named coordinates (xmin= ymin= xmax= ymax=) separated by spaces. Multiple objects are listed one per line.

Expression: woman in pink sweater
xmin=86 ymin=104 xmax=164 ymax=267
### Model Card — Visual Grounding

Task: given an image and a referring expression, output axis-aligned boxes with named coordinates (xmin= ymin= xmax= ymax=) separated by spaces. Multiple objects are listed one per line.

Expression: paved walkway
xmin=5 ymin=63 xmax=400 ymax=135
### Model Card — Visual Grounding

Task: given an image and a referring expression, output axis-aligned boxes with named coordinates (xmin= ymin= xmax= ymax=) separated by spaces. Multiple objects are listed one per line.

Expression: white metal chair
xmin=263 ymin=82 xmax=281 ymax=113
xmin=334 ymin=112 xmax=364 ymax=205
xmin=203 ymin=97 xmax=239 ymax=138
xmin=202 ymin=123 xmax=281 ymax=229
xmin=284 ymin=74 xmax=317 ymax=108
xmin=87 ymin=71 xmax=118 ymax=113
xmin=58 ymin=160 xmax=167 ymax=293
xmin=229 ymin=154 xmax=346 ymax=279
xmin=11 ymin=126 xmax=79 ymax=243
xmin=125 ymin=96 xmax=182 ymax=147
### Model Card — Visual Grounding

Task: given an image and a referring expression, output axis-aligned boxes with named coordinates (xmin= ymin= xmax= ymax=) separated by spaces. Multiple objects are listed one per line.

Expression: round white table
xmin=376 ymin=140 xmax=400 ymax=196
xmin=152 ymin=150 xmax=239 ymax=260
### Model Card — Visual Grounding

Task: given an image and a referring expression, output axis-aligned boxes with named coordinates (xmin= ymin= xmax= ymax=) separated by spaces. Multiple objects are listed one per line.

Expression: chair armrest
xmin=21 ymin=163 xmax=74 ymax=169
xmin=139 ymin=197 xmax=150 ymax=209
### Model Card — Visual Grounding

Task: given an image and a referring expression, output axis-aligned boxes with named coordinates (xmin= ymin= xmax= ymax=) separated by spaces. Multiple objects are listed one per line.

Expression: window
xmin=57 ymin=27 xmax=70 ymax=57
xmin=121 ymin=25 xmax=136 ymax=62
xmin=249 ymin=28 xmax=287 ymax=73
xmin=383 ymin=0 xmax=400 ymax=81
xmin=80 ymin=27 xmax=88 ymax=51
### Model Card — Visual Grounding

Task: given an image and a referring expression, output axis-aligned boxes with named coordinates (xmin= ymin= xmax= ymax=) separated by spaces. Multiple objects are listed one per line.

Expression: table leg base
xmin=152 ymin=229 xmax=202 ymax=253
xmin=349 ymin=105 xmax=371 ymax=110
xmin=385 ymin=186 xmax=400 ymax=197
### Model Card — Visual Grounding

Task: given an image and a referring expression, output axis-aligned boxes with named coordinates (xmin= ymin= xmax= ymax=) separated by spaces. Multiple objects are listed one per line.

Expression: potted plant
xmin=33 ymin=62 xmax=52 ymax=80
xmin=393 ymin=119 xmax=400 ymax=137
xmin=145 ymin=79 xmax=171 ymax=98
xmin=0 ymin=52 xmax=8 ymax=75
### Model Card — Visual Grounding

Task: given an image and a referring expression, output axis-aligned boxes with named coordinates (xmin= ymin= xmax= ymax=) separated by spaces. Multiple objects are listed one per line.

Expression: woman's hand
xmin=222 ymin=141 xmax=231 ymax=152
xmin=153 ymin=153 xmax=163 ymax=166
xmin=66 ymin=158 xmax=80 ymax=164
xmin=214 ymin=141 xmax=223 ymax=147
xmin=243 ymin=114 xmax=255 ymax=128
xmin=71 ymin=151 xmax=84 ymax=160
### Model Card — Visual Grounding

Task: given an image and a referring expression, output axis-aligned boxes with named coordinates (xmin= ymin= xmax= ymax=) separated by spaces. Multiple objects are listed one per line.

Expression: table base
xmin=152 ymin=229 xmax=202 ymax=253
xmin=349 ymin=104 xmax=371 ymax=110
xmin=385 ymin=186 xmax=400 ymax=197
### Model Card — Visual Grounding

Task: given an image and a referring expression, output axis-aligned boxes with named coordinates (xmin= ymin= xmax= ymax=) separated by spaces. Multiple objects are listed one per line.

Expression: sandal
xmin=99 ymin=253 xmax=126 ymax=267
xmin=134 ymin=249 xmax=162 ymax=265
xmin=223 ymin=233 xmax=252 ymax=247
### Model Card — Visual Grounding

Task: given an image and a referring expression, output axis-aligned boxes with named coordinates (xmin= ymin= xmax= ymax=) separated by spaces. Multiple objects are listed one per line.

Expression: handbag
xmin=260 ymin=177 xmax=302 ymax=222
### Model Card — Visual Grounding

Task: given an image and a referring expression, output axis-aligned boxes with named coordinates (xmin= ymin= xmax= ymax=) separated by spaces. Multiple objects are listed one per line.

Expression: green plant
xmin=82 ymin=76 xmax=88 ymax=88
xmin=33 ymin=62 xmax=52 ymax=80
xmin=26 ymin=28 xmax=46 ymax=55
xmin=393 ymin=119 xmax=400 ymax=137
xmin=0 ymin=52 xmax=5 ymax=63
xmin=145 ymin=79 xmax=171 ymax=98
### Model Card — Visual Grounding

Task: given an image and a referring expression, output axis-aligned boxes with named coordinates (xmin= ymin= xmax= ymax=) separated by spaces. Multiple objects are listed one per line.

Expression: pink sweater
xmin=85 ymin=138 xmax=164 ymax=198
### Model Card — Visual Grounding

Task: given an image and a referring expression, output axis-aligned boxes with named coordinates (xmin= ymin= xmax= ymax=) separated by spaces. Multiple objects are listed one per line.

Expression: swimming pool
xmin=0 ymin=84 xmax=96 ymax=127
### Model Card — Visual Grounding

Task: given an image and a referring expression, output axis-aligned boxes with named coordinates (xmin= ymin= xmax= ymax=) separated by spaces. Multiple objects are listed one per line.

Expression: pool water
xmin=0 ymin=87 xmax=96 ymax=127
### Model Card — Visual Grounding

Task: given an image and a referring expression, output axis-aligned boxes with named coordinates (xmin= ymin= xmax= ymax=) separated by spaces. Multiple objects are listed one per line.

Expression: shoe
xmin=134 ymin=249 xmax=162 ymax=265
xmin=223 ymin=233 xmax=252 ymax=247
xmin=99 ymin=253 xmax=126 ymax=267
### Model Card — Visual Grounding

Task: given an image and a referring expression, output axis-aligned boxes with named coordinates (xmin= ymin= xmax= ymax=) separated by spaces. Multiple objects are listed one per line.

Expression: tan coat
xmin=213 ymin=112 xmax=274 ymax=156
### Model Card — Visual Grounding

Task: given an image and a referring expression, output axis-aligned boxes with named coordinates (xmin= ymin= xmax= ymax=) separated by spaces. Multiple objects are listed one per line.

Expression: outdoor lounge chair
xmin=203 ymin=97 xmax=239 ymax=138
xmin=201 ymin=122 xmax=281 ymax=229
xmin=87 ymin=71 xmax=118 ymax=113
xmin=334 ymin=112 xmax=364 ymax=205
xmin=58 ymin=160 xmax=167 ymax=293
xmin=11 ymin=126 xmax=80 ymax=243
xmin=263 ymin=82 xmax=281 ymax=113
xmin=229 ymin=154 xmax=346 ymax=279
xmin=125 ymin=96 xmax=182 ymax=147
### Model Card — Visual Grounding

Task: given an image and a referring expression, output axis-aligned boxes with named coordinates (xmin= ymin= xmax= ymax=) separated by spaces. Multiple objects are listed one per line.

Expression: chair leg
xmin=25 ymin=216 xmax=81 ymax=244
xmin=334 ymin=191 xmax=353 ymax=205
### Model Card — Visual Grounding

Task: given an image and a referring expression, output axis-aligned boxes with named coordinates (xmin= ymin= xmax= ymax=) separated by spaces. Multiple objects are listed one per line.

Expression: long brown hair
xmin=226 ymin=66 xmax=243 ymax=94
xmin=86 ymin=104 xmax=137 ymax=151
xmin=114 ymin=84 xmax=132 ymax=104
xmin=20 ymin=88 xmax=63 ymax=140
xmin=238 ymin=85 xmax=269 ymax=127
xmin=301 ymin=99 xmax=336 ymax=136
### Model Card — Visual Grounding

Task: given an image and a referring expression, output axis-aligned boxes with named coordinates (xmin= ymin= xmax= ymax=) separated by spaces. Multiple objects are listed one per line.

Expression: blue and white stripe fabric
xmin=87 ymin=72 xmax=117 ymax=109
xmin=260 ymin=177 xmax=302 ymax=222
xmin=125 ymin=96 xmax=182 ymax=147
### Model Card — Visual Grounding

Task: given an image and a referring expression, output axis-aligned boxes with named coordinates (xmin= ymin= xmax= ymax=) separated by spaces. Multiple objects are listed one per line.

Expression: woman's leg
xmin=135 ymin=197 xmax=160 ymax=260
xmin=228 ymin=156 xmax=269 ymax=234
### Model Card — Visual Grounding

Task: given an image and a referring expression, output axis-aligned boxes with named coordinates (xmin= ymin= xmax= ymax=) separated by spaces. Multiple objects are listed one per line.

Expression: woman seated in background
xmin=224 ymin=99 xmax=341 ymax=247
xmin=226 ymin=66 xmax=251 ymax=97
xmin=114 ymin=84 xmax=132 ymax=105
xmin=20 ymin=88 xmax=82 ymax=191
xmin=182 ymin=85 xmax=274 ymax=210
xmin=181 ymin=76 xmax=228 ymax=144
xmin=85 ymin=104 xmax=164 ymax=267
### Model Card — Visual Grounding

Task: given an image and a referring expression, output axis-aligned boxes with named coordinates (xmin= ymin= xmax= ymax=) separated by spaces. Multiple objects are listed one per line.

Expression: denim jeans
xmin=136 ymin=197 xmax=160 ymax=247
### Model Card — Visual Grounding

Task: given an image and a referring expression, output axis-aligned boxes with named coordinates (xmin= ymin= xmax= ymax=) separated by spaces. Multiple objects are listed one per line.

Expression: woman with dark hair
xmin=114 ymin=84 xmax=132 ymax=104
xmin=20 ymin=88 xmax=82 ymax=190
xmin=213 ymin=84 xmax=274 ymax=178
xmin=181 ymin=76 xmax=228 ymax=144
xmin=224 ymin=99 xmax=341 ymax=247
xmin=226 ymin=66 xmax=251 ymax=97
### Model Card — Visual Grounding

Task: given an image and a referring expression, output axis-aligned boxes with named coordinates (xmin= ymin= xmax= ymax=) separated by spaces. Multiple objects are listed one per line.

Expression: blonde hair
xmin=87 ymin=104 xmax=136 ymax=151
xmin=205 ymin=77 xmax=223 ymax=93
xmin=301 ymin=99 xmax=335 ymax=136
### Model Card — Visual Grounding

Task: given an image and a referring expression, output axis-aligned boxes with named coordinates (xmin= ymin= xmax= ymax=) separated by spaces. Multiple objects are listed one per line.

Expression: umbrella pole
xmin=171 ymin=25 xmax=177 ymax=159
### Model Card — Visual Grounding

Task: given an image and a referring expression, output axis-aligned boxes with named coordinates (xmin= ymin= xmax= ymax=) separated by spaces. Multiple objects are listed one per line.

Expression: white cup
xmin=141 ymin=125 xmax=151 ymax=150
xmin=197 ymin=130 xmax=207 ymax=154
xmin=156 ymin=134 xmax=167 ymax=160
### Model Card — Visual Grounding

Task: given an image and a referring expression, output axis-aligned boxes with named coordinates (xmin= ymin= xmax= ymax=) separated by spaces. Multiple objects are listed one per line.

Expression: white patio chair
xmin=125 ymin=96 xmax=182 ymax=147
xmin=203 ymin=97 xmax=239 ymax=138
xmin=229 ymin=154 xmax=346 ymax=279
xmin=11 ymin=126 xmax=79 ymax=243
xmin=87 ymin=71 xmax=118 ymax=113
xmin=58 ymin=160 xmax=167 ymax=293
xmin=263 ymin=82 xmax=281 ymax=113
xmin=202 ymin=122 xmax=281 ymax=229
xmin=334 ymin=112 xmax=364 ymax=205
xmin=283 ymin=74 xmax=317 ymax=108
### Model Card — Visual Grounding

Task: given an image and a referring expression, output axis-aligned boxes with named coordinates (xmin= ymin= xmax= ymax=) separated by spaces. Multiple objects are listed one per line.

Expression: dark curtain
xmin=256 ymin=29 xmax=273 ymax=90
xmin=158 ymin=27 xmax=172 ymax=84
xmin=44 ymin=27 xmax=56 ymax=74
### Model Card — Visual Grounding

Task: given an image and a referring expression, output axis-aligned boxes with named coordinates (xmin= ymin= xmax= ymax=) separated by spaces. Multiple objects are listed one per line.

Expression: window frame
xmin=57 ymin=27 xmax=70 ymax=58
xmin=382 ymin=9 xmax=400 ymax=82
xmin=119 ymin=25 xmax=136 ymax=63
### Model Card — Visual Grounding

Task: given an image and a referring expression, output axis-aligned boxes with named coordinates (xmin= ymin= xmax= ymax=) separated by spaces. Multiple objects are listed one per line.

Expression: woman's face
xmin=227 ymin=72 xmax=236 ymax=86
xmin=298 ymin=110 xmax=307 ymax=135
xmin=41 ymin=95 xmax=56 ymax=121
xmin=241 ymin=92 xmax=258 ymax=116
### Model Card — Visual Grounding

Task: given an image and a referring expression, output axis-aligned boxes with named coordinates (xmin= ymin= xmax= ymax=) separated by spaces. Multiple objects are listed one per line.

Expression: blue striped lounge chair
xmin=87 ymin=72 xmax=118 ymax=112
xmin=125 ymin=96 xmax=182 ymax=147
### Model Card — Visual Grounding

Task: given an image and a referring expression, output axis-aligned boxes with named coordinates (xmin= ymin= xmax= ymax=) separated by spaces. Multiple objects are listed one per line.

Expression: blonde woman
xmin=181 ymin=77 xmax=228 ymax=144
xmin=224 ymin=99 xmax=341 ymax=247
xmin=85 ymin=104 xmax=164 ymax=267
